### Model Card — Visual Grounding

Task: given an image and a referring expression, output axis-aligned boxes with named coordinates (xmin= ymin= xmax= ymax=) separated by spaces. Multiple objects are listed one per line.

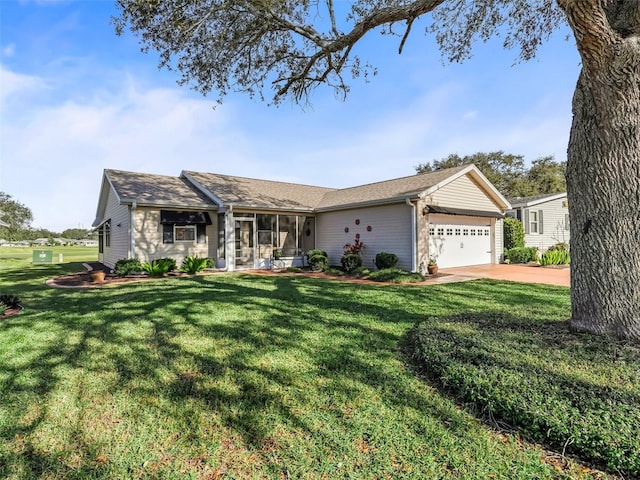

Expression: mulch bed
xmin=47 ymin=262 xmax=448 ymax=289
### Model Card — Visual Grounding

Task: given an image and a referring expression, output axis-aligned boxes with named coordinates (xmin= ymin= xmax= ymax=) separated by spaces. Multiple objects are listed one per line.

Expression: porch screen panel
xmin=257 ymin=214 xmax=276 ymax=258
xmin=279 ymin=215 xmax=297 ymax=255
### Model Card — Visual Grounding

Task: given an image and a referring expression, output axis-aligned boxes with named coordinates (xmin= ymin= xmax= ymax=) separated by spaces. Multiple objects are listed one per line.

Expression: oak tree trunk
xmin=566 ymin=26 xmax=640 ymax=339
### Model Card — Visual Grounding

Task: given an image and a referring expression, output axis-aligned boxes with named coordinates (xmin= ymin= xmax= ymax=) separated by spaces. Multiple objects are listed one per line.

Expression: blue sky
xmin=0 ymin=0 xmax=580 ymax=232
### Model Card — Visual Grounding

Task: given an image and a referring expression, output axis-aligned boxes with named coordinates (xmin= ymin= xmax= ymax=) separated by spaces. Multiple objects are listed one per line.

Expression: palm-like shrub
xmin=182 ymin=255 xmax=208 ymax=273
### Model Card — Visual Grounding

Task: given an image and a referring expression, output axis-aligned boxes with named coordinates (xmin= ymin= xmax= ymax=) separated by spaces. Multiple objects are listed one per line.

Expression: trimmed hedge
xmin=504 ymin=247 xmax=538 ymax=264
xmin=375 ymin=252 xmax=398 ymax=270
xmin=411 ymin=312 xmax=640 ymax=477
xmin=340 ymin=253 xmax=362 ymax=273
xmin=114 ymin=258 xmax=144 ymax=277
xmin=503 ymin=217 xmax=525 ymax=250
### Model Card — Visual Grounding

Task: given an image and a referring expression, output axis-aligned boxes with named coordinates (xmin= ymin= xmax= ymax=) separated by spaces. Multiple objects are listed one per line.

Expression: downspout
xmin=225 ymin=206 xmax=233 ymax=272
xmin=129 ymin=201 xmax=137 ymax=260
xmin=406 ymin=198 xmax=417 ymax=272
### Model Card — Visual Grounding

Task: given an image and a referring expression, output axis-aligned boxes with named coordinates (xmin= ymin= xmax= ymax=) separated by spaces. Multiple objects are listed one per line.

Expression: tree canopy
xmin=415 ymin=152 xmax=566 ymax=198
xmin=0 ymin=192 xmax=33 ymax=241
xmin=113 ymin=0 xmax=566 ymax=105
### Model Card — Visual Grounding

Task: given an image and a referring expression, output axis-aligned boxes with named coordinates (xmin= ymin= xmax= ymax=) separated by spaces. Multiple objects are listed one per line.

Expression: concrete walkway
xmin=439 ymin=264 xmax=570 ymax=287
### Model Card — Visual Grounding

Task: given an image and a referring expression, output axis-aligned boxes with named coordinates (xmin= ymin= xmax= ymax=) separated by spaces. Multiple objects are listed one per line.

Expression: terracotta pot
xmin=427 ymin=264 xmax=438 ymax=275
xmin=91 ymin=270 xmax=106 ymax=283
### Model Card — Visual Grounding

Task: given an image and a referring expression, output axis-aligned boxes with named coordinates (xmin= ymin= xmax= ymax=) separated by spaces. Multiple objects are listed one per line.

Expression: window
xmin=175 ymin=226 xmax=196 ymax=241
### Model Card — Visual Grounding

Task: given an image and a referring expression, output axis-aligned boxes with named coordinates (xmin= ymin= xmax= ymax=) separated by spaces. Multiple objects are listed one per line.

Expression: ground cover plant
xmin=0 ymin=259 xmax=633 ymax=479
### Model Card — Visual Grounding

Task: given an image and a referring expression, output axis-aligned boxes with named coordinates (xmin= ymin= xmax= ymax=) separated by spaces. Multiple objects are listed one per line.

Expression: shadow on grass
xmin=410 ymin=311 xmax=640 ymax=477
xmin=0 ymin=270 xmax=581 ymax=478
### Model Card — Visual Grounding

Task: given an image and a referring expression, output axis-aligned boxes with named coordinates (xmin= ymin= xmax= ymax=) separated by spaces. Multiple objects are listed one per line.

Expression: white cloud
xmin=2 ymin=43 xmax=16 ymax=57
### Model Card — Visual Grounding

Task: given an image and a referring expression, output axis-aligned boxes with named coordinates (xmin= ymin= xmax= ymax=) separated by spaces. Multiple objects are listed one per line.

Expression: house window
xmin=530 ymin=211 xmax=539 ymax=234
xmin=175 ymin=226 xmax=196 ymax=242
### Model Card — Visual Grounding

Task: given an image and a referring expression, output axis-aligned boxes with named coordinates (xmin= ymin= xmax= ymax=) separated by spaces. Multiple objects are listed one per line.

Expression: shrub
xmin=368 ymin=268 xmax=424 ymax=283
xmin=0 ymin=294 xmax=22 ymax=310
xmin=375 ymin=252 xmax=398 ymax=270
xmin=351 ymin=266 xmax=371 ymax=278
xmin=540 ymin=249 xmax=570 ymax=266
xmin=142 ymin=258 xmax=176 ymax=277
xmin=411 ymin=312 xmax=640 ymax=477
xmin=308 ymin=254 xmax=328 ymax=272
xmin=504 ymin=247 xmax=538 ymax=264
xmin=285 ymin=266 xmax=303 ymax=273
xmin=182 ymin=255 xmax=208 ymax=274
xmin=547 ymin=242 xmax=569 ymax=252
xmin=341 ymin=253 xmax=362 ymax=273
xmin=205 ymin=257 xmax=217 ymax=268
xmin=343 ymin=238 xmax=364 ymax=255
xmin=503 ymin=217 xmax=525 ymax=250
xmin=114 ymin=258 xmax=144 ymax=277
xmin=306 ymin=249 xmax=327 ymax=258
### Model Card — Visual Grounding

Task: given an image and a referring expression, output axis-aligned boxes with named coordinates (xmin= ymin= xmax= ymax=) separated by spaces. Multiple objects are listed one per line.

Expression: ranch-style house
xmin=92 ymin=164 xmax=511 ymax=271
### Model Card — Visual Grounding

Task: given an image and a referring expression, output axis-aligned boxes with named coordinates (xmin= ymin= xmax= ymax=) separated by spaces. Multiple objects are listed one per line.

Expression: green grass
xmin=0 ymin=246 xmax=98 ymax=271
xmin=0 ymin=261 xmax=631 ymax=479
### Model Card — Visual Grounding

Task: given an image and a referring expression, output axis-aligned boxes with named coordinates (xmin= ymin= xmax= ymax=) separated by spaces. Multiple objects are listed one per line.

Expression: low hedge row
xmin=411 ymin=312 xmax=640 ymax=477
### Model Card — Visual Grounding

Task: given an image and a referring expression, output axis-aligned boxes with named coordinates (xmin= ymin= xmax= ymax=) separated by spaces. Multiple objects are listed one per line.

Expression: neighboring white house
xmin=92 ymin=165 xmax=511 ymax=271
xmin=507 ymin=192 xmax=570 ymax=250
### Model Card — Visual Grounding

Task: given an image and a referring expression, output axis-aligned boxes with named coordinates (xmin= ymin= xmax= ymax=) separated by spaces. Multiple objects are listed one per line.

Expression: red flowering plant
xmin=343 ymin=237 xmax=365 ymax=255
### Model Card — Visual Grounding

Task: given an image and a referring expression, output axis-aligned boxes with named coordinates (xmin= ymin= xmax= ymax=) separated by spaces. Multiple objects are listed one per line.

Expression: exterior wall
xmin=430 ymin=174 xmax=503 ymax=213
xmin=494 ymin=218 xmax=504 ymax=264
xmin=510 ymin=196 xmax=570 ymax=251
xmin=133 ymin=207 xmax=217 ymax=267
xmin=316 ymin=203 xmax=413 ymax=271
xmin=101 ymin=187 xmax=130 ymax=269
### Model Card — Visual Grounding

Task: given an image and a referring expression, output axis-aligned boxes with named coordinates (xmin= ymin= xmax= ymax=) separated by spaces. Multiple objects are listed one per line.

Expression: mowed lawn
xmin=0 ymin=256 xmax=636 ymax=479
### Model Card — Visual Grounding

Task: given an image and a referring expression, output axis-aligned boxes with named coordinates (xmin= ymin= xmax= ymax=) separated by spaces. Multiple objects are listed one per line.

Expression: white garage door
xmin=428 ymin=215 xmax=492 ymax=268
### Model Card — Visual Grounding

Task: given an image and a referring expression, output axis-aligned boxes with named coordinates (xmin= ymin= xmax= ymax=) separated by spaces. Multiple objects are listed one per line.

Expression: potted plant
xmin=427 ymin=258 xmax=438 ymax=275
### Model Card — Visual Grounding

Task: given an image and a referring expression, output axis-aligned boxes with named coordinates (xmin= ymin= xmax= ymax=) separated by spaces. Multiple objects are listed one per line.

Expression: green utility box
xmin=33 ymin=249 xmax=53 ymax=264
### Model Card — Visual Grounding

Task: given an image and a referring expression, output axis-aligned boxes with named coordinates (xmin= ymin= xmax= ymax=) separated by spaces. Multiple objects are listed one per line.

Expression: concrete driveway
xmin=439 ymin=264 xmax=570 ymax=287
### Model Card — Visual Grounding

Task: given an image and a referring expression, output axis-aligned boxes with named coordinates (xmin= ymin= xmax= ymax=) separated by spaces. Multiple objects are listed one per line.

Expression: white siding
xmin=519 ymin=197 xmax=570 ymax=250
xmin=101 ymin=187 xmax=130 ymax=268
xmin=134 ymin=208 xmax=217 ymax=267
xmin=316 ymin=203 xmax=413 ymax=270
xmin=430 ymin=174 xmax=502 ymax=213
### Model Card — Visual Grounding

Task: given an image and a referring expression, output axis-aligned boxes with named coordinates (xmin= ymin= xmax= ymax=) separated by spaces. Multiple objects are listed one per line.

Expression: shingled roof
xmin=182 ymin=171 xmax=336 ymax=211
xmin=316 ymin=165 xmax=470 ymax=210
xmin=105 ymin=169 xmax=215 ymax=209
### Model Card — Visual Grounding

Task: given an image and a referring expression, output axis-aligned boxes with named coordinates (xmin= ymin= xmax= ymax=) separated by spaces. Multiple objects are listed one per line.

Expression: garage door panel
xmin=428 ymin=215 xmax=492 ymax=268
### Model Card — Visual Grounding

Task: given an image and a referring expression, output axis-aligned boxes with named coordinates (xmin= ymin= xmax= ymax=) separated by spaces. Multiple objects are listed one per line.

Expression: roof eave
xmin=509 ymin=192 xmax=567 ymax=208
xmin=315 ymin=196 xmax=416 ymax=213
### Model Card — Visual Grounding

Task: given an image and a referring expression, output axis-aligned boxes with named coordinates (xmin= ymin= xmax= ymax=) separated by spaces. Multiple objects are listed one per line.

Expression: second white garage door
xmin=428 ymin=215 xmax=492 ymax=268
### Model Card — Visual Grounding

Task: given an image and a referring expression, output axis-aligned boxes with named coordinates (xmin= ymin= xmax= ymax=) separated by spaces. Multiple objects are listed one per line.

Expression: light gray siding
xmin=133 ymin=207 xmax=217 ymax=266
xmin=430 ymin=174 xmax=502 ymax=212
xmin=515 ymin=197 xmax=569 ymax=250
xmin=101 ymin=187 xmax=130 ymax=268
xmin=316 ymin=203 xmax=413 ymax=270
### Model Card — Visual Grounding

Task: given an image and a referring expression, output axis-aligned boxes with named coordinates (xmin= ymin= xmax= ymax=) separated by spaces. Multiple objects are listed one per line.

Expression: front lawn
xmin=0 ymin=263 xmax=634 ymax=479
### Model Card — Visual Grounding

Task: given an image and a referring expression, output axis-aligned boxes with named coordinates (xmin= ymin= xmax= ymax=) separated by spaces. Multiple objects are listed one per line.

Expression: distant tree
xmin=113 ymin=0 xmax=640 ymax=339
xmin=0 ymin=192 xmax=33 ymax=241
xmin=61 ymin=228 xmax=91 ymax=240
xmin=526 ymin=156 xmax=566 ymax=195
